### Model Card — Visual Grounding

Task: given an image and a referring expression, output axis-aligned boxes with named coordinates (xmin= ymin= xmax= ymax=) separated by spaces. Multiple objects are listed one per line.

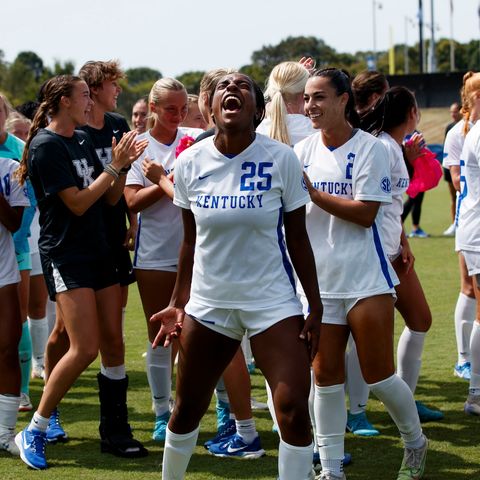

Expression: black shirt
xmin=80 ymin=112 xmax=130 ymax=252
xmin=28 ymin=128 xmax=109 ymax=264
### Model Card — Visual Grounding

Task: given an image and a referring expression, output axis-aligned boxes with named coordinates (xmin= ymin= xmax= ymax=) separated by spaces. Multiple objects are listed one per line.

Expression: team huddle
xmin=0 ymin=58 xmax=478 ymax=480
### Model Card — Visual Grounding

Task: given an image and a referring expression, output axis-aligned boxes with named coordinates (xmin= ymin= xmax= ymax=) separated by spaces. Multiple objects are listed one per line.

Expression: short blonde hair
xmin=5 ymin=111 xmax=31 ymax=132
xmin=147 ymin=77 xmax=186 ymax=129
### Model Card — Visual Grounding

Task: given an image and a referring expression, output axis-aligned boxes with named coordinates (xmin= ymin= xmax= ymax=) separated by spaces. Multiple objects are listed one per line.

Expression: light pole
xmin=428 ymin=0 xmax=436 ymax=73
xmin=372 ymin=1 xmax=382 ymax=66
xmin=404 ymin=16 xmax=415 ymax=74
xmin=418 ymin=0 xmax=424 ymax=73
xmin=449 ymin=0 xmax=455 ymax=71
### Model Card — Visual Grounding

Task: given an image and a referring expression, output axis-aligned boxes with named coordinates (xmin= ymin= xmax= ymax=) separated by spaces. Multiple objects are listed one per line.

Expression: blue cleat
xmin=454 ymin=362 xmax=471 ymax=381
xmin=46 ymin=408 xmax=68 ymax=443
xmin=15 ymin=428 xmax=47 ymax=470
xmin=415 ymin=401 xmax=444 ymax=423
xmin=208 ymin=433 xmax=265 ymax=459
xmin=152 ymin=412 xmax=170 ymax=441
xmin=346 ymin=411 xmax=380 ymax=436
xmin=204 ymin=418 xmax=236 ymax=449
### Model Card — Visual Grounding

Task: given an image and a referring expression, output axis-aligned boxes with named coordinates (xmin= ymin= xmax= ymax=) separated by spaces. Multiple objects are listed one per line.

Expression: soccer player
xmin=124 ymin=78 xmax=202 ymax=441
xmin=14 ymin=74 xmax=147 ymax=469
xmin=296 ymin=68 xmax=427 ymax=480
xmin=152 ymin=72 xmax=322 ymax=480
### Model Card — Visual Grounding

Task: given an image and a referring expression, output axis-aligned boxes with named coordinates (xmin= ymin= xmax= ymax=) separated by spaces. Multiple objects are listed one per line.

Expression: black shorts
xmin=42 ymin=257 xmax=119 ymax=301
xmin=443 ymin=167 xmax=452 ymax=183
xmin=112 ymin=246 xmax=136 ymax=287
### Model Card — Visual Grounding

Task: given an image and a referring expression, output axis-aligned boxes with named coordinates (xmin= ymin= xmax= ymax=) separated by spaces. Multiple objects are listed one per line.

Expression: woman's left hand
xmin=300 ymin=306 xmax=323 ymax=361
xmin=142 ymin=158 xmax=167 ymax=184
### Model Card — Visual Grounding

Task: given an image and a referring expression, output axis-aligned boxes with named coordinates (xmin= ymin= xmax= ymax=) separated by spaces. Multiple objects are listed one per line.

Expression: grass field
xmin=2 ymin=124 xmax=479 ymax=478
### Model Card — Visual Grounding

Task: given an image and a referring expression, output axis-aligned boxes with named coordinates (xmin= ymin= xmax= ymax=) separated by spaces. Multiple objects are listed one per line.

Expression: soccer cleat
xmin=46 ymin=409 xmax=68 ymax=443
xmin=443 ymin=223 xmax=455 ymax=236
xmin=15 ymin=428 xmax=48 ymax=470
xmin=152 ymin=412 xmax=170 ymax=441
xmin=346 ymin=411 xmax=379 ymax=436
xmin=408 ymin=228 xmax=429 ymax=239
xmin=415 ymin=401 xmax=443 ymax=422
xmin=208 ymin=433 xmax=265 ymax=459
xmin=464 ymin=394 xmax=480 ymax=416
xmin=0 ymin=429 xmax=20 ymax=456
xmin=397 ymin=435 xmax=428 ymax=479
xmin=18 ymin=393 xmax=33 ymax=412
xmin=204 ymin=418 xmax=236 ymax=449
xmin=315 ymin=472 xmax=346 ymax=480
xmin=31 ymin=364 xmax=45 ymax=380
xmin=250 ymin=398 xmax=268 ymax=410
xmin=454 ymin=362 xmax=471 ymax=380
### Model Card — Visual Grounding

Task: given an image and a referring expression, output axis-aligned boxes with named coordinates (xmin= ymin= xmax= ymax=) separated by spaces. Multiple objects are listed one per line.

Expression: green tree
xmin=177 ymin=71 xmax=205 ymax=94
xmin=125 ymin=67 xmax=161 ymax=86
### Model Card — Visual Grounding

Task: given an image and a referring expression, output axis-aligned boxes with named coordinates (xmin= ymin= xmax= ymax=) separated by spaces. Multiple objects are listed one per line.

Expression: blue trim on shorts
xmin=276 ymin=207 xmax=296 ymax=292
xmin=372 ymin=222 xmax=394 ymax=289
xmin=133 ymin=214 xmax=141 ymax=267
xmin=455 ymin=159 xmax=466 ymax=228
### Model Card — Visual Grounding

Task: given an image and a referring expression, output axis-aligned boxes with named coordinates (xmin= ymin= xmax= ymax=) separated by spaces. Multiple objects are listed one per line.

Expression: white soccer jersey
xmin=173 ymin=133 xmax=309 ymax=309
xmin=377 ymin=132 xmax=409 ymax=256
xmin=294 ymin=129 xmax=398 ymax=298
xmin=443 ymin=120 xmax=470 ymax=168
xmin=126 ymin=127 xmax=202 ymax=269
xmin=0 ymin=157 xmax=30 ymax=286
xmin=256 ymin=114 xmax=317 ymax=146
xmin=456 ymin=122 xmax=480 ymax=252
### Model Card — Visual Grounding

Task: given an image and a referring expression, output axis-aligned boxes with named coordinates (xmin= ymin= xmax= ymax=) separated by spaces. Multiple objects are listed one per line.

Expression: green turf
xmin=2 ymin=180 xmax=479 ymax=479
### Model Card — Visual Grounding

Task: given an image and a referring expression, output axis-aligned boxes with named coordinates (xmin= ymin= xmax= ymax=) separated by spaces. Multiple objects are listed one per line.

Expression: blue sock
xmin=18 ymin=322 xmax=32 ymax=394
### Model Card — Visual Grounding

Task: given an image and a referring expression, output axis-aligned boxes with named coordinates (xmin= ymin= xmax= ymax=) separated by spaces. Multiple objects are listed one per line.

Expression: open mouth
xmin=222 ymin=95 xmax=242 ymax=112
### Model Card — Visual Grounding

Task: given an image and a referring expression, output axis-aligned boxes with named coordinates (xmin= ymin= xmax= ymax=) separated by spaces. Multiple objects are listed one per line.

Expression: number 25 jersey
xmin=174 ymin=134 xmax=309 ymax=309
xmin=294 ymin=129 xmax=398 ymax=299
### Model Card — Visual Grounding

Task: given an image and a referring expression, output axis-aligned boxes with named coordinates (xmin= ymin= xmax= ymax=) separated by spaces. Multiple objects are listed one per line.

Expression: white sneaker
xmin=0 ymin=429 xmax=20 ymax=456
xmin=250 ymin=398 xmax=268 ymax=410
xmin=18 ymin=393 xmax=33 ymax=412
xmin=443 ymin=223 xmax=456 ymax=236
xmin=316 ymin=472 xmax=346 ymax=480
xmin=464 ymin=394 xmax=480 ymax=416
xmin=31 ymin=364 xmax=45 ymax=380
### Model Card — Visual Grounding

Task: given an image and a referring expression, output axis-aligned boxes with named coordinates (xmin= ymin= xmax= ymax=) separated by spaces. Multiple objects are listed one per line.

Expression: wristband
xmin=120 ymin=165 xmax=131 ymax=175
xmin=104 ymin=164 xmax=120 ymax=180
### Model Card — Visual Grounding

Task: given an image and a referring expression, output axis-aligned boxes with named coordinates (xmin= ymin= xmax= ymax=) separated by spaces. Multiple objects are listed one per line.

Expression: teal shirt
xmin=0 ymin=133 xmax=35 ymax=255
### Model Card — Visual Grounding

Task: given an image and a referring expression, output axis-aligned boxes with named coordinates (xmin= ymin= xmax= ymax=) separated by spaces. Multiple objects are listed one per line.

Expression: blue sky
xmin=2 ymin=0 xmax=478 ymax=76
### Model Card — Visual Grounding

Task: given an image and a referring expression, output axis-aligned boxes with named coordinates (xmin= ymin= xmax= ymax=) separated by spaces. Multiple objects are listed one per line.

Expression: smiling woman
xmin=150 ymin=73 xmax=323 ymax=480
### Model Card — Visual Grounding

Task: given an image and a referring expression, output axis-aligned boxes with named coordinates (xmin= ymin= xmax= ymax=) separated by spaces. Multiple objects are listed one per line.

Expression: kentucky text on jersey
xmin=311 ymin=181 xmax=353 ymax=196
xmin=195 ymin=194 xmax=264 ymax=209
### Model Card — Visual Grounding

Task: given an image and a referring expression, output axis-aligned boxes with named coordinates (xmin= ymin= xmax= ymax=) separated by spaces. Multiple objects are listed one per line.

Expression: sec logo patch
xmin=381 ymin=177 xmax=391 ymax=193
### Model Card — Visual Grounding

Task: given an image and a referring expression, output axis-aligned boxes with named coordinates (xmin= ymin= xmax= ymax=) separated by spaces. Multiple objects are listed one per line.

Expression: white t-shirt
xmin=456 ymin=121 xmax=480 ymax=252
xmin=377 ymin=132 xmax=410 ymax=256
xmin=256 ymin=114 xmax=317 ymax=146
xmin=126 ymin=127 xmax=202 ymax=269
xmin=443 ymin=120 xmax=470 ymax=168
xmin=0 ymin=157 xmax=30 ymax=286
xmin=173 ymin=133 xmax=309 ymax=309
xmin=294 ymin=129 xmax=398 ymax=298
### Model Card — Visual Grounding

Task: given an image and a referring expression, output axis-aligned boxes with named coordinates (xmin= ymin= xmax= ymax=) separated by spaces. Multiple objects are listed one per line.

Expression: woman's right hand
xmin=150 ymin=306 xmax=185 ymax=348
xmin=404 ymin=132 xmax=424 ymax=164
xmin=111 ymin=131 xmax=149 ymax=170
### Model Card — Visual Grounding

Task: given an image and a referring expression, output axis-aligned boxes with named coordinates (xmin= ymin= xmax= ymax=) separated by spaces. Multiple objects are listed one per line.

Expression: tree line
xmin=1 ymin=35 xmax=479 ymax=120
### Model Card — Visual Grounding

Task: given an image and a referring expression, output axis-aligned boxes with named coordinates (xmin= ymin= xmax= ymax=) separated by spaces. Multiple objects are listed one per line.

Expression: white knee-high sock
xmin=0 ymin=395 xmax=20 ymax=435
xmin=101 ymin=363 xmax=126 ymax=380
xmin=162 ymin=426 xmax=199 ymax=480
xmin=214 ymin=377 xmax=229 ymax=404
xmin=147 ymin=342 xmax=172 ymax=417
xmin=454 ymin=293 xmax=476 ymax=364
xmin=278 ymin=439 xmax=314 ymax=480
xmin=396 ymin=328 xmax=426 ymax=394
xmin=469 ymin=321 xmax=480 ymax=395
xmin=28 ymin=316 xmax=48 ymax=369
xmin=369 ymin=374 xmax=422 ymax=446
xmin=346 ymin=337 xmax=369 ymax=414
xmin=314 ymin=384 xmax=345 ymax=475
xmin=308 ymin=369 xmax=317 ymax=453
xmin=265 ymin=379 xmax=279 ymax=434
xmin=46 ymin=299 xmax=56 ymax=335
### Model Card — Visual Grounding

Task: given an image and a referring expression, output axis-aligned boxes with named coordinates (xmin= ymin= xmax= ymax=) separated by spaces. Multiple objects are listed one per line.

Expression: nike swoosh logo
xmin=227 ymin=445 xmax=246 ymax=453
xmin=303 ymin=164 xmax=310 ymax=168
xmin=79 ymin=139 xmax=85 ymax=145
xmin=113 ymin=129 xmax=120 ymax=134
xmin=23 ymin=433 xmax=30 ymax=451
xmin=358 ymin=403 xmax=366 ymax=408
xmin=198 ymin=174 xmax=212 ymax=180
